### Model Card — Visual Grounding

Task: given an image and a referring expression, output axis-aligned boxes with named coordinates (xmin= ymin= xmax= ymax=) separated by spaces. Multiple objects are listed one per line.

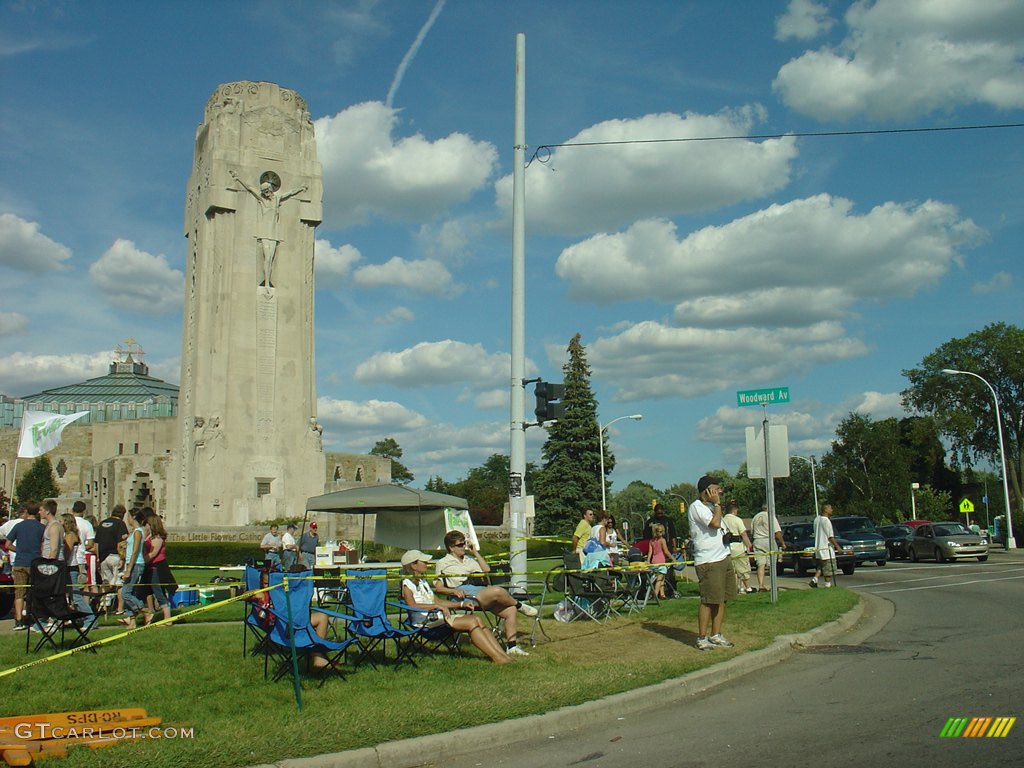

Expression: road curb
xmin=274 ymin=594 xmax=879 ymax=768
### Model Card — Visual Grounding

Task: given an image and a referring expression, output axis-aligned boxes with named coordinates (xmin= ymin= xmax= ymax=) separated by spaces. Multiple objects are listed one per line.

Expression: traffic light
xmin=534 ymin=381 xmax=566 ymax=422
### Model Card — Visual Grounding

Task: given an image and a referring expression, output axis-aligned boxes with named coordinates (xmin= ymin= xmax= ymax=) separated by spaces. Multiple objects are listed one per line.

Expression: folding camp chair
xmin=25 ymin=558 xmax=96 ymax=654
xmin=242 ymin=564 xmax=274 ymax=658
xmin=263 ymin=570 xmax=356 ymax=686
xmin=559 ymin=553 xmax=615 ymax=622
xmin=322 ymin=568 xmax=421 ymax=669
xmin=619 ymin=546 xmax=656 ymax=614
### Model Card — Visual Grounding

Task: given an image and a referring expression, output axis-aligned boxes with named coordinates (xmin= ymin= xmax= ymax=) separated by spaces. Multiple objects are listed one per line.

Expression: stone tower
xmin=174 ymin=81 xmax=326 ymax=527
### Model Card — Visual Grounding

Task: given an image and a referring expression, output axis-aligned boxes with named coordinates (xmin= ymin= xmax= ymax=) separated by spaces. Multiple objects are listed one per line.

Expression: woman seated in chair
xmin=249 ymin=568 xmax=336 ymax=671
xmin=400 ymin=550 xmax=513 ymax=664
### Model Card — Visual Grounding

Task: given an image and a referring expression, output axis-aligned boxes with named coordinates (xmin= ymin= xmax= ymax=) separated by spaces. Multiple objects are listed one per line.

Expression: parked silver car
xmin=908 ymin=522 xmax=989 ymax=563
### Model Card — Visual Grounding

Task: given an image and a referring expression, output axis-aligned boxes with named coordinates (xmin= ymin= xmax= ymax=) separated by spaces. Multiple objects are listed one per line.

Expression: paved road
xmin=435 ymin=554 xmax=1024 ymax=768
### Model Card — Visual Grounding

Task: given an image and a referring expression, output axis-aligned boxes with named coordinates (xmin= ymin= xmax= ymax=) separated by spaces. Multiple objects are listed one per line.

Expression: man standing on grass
xmin=751 ymin=504 xmax=785 ymax=592
xmin=572 ymin=508 xmax=596 ymax=555
xmin=5 ymin=504 xmax=44 ymax=630
xmin=810 ymin=503 xmax=838 ymax=589
xmin=688 ymin=475 xmax=736 ymax=650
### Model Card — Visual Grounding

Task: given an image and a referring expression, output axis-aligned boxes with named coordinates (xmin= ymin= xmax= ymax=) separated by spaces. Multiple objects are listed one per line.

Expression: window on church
xmin=118 ymin=443 xmax=124 ymax=455
xmin=257 ymin=480 xmax=272 ymax=497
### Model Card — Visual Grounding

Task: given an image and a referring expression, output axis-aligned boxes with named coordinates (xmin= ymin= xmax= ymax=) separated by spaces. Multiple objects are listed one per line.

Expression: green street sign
xmin=737 ymin=387 xmax=790 ymax=407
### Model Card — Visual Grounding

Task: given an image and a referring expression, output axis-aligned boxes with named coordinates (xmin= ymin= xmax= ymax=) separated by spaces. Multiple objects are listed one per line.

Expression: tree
xmin=609 ymin=480 xmax=660 ymax=538
xmin=15 ymin=456 xmax=60 ymax=503
xmin=369 ymin=437 xmax=414 ymax=485
xmin=445 ymin=454 xmax=539 ymax=526
xmin=532 ymin=334 xmax=605 ymax=536
xmin=902 ymin=322 xmax=1023 ymax=522
xmin=818 ymin=413 xmax=912 ymax=522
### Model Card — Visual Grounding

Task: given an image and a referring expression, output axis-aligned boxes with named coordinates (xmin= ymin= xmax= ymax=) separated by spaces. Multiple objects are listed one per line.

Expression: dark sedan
xmin=776 ymin=522 xmax=856 ymax=576
xmin=879 ymin=523 xmax=913 ymax=560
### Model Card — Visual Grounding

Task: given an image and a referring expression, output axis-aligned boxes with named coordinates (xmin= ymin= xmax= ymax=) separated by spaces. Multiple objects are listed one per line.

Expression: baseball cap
xmin=400 ymin=549 xmax=433 ymax=567
xmin=697 ymin=475 xmax=723 ymax=494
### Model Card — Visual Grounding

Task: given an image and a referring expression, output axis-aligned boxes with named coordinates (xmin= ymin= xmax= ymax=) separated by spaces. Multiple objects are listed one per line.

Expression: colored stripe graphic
xmin=940 ymin=718 xmax=968 ymax=737
xmin=940 ymin=716 xmax=1015 ymax=738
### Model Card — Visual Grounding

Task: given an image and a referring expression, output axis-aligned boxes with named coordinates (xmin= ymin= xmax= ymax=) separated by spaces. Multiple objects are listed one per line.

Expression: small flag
xmin=17 ymin=410 xmax=90 ymax=458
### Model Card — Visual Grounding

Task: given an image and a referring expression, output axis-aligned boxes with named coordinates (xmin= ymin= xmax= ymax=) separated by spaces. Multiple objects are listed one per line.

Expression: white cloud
xmin=0 ymin=312 xmax=28 ymax=336
xmin=354 ymin=340 xmax=511 ymax=388
xmin=315 ymin=101 xmax=498 ymax=227
xmin=0 ymin=350 xmax=110 ymax=397
xmin=314 ymin=239 xmax=362 ymax=289
xmin=556 ymin=195 xmax=985 ymax=324
xmin=0 ymin=213 xmax=72 ymax=272
xmin=316 ymin=397 xmax=430 ymax=432
xmin=473 ymin=388 xmax=507 ymax=410
xmin=353 ymin=256 xmax=463 ymax=297
xmin=494 ymin=107 xmax=798 ymax=235
xmin=775 ymin=0 xmax=835 ymax=41
xmin=971 ymin=270 xmax=1012 ymax=294
xmin=585 ymin=321 xmax=870 ymax=402
xmin=774 ymin=0 xmax=1024 ymax=120
xmin=88 ymin=239 xmax=183 ymax=314
xmin=374 ymin=306 xmax=416 ymax=325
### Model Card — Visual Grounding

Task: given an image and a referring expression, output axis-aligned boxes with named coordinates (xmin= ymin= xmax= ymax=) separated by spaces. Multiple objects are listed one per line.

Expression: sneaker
xmin=709 ymin=633 xmax=734 ymax=648
xmin=12 ymin=623 xmax=28 ymax=632
xmin=822 ymin=582 xmax=833 ymax=589
xmin=506 ymin=644 xmax=530 ymax=656
xmin=808 ymin=579 xmax=818 ymax=588
xmin=517 ymin=602 xmax=538 ymax=617
xmin=696 ymin=636 xmax=715 ymax=651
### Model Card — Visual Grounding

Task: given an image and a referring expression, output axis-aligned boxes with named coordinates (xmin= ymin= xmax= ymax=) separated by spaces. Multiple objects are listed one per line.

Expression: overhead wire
xmin=527 ymin=121 xmax=1024 ymax=167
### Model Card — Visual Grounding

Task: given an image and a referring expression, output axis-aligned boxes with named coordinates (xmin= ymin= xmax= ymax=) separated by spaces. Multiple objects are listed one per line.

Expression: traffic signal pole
xmin=509 ymin=33 xmax=528 ymax=592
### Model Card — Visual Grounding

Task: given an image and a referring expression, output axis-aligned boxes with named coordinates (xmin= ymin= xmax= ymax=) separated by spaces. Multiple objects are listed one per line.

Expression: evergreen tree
xmin=532 ymin=334 xmax=607 ymax=536
xmin=15 ymin=455 xmax=61 ymax=503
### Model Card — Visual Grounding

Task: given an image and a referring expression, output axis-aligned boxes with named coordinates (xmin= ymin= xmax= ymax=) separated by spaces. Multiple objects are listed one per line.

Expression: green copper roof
xmin=21 ymin=370 xmax=179 ymax=404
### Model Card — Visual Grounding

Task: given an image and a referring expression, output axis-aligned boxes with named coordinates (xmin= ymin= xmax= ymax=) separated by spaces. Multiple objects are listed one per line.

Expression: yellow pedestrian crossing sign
xmin=959 ymin=498 xmax=975 ymax=514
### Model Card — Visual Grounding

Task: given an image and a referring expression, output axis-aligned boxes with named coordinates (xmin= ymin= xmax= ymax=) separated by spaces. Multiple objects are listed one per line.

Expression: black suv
xmin=777 ymin=522 xmax=856 ymax=576
xmin=831 ymin=516 xmax=888 ymax=566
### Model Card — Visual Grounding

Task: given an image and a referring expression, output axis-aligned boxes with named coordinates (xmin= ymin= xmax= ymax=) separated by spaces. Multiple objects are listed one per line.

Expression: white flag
xmin=17 ymin=410 xmax=90 ymax=458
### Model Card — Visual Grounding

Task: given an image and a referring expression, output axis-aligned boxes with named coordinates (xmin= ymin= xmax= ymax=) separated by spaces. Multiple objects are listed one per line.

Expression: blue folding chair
xmin=264 ymin=570 xmax=356 ymax=685
xmin=242 ymin=565 xmax=274 ymax=658
xmin=325 ymin=568 xmax=421 ymax=669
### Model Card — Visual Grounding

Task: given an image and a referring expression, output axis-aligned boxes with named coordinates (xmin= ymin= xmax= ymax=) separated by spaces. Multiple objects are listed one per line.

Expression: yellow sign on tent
xmin=959 ymin=497 xmax=975 ymax=514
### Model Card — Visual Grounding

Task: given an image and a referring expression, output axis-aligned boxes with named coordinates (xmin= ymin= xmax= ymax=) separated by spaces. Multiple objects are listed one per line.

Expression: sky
xmin=1 ymin=0 xmax=1021 ymax=495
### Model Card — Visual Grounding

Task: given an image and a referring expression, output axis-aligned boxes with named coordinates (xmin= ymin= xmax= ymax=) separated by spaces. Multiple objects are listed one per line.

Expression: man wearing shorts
xmin=433 ymin=530 xmax=537 ymax=656
xmin=810 ymin=503 xmax=838 ymax=588
xmin=687 ymin=475 xmax=736 ymax=650
xmin=751 ymin=504 xmax=785 ymax=592
xmin=5 ymin=503 xmax=44 ymax=630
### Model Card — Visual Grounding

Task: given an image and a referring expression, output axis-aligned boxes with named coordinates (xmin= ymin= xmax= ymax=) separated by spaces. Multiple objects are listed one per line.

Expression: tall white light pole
xmin=791 ymin=455 xmax=819 ymax=517
xmin=508 ymin=33 xmax=528 ymax=590
xmin=599 ymin=415 xmax=643 ymax=511
xmin=941 ymin=368 xmax=1016 ymax=549
xmin=910 ymin=482 xmax=920 ymax=520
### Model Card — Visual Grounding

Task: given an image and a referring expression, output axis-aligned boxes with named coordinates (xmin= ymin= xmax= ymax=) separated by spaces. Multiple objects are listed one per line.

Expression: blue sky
xmin=1 ymin=0 xmax=1021 ymax=493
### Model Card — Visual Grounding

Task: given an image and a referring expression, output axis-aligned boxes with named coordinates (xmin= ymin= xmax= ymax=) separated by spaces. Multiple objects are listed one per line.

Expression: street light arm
xmin=941 ymin=368 xmax=1015 ymax=549
xmin=598 ymin=414 xmax=643 ymax=511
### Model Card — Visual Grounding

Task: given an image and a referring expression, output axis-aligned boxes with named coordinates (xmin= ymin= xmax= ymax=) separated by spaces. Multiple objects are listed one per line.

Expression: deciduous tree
xmin=902 ymin=322 xmax=1023 ymax=520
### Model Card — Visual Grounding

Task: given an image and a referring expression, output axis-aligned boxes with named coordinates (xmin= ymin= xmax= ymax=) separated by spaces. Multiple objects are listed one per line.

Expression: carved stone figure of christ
xmin=230 ymin=169 xmax=307 ymax=292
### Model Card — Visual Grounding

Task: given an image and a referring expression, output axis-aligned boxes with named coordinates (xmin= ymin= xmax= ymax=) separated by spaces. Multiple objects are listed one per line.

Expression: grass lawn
xmin=0 ymin=572 xmax=856 ymax=768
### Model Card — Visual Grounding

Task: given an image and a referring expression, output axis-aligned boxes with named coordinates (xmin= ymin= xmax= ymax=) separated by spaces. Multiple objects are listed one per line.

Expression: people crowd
xmin=0 ymin=499 xmax=176 ymax=632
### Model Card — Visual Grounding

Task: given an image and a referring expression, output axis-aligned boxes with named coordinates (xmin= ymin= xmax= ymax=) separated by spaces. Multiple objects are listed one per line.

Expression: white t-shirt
xmin=751 ymin=510 xmax=781 ymax=544
xmin=0 ymin=518 xmax=21 ymax=541
xmin=75 ymin=516 xmax=95 ymax=567
xmin=688 ymin=499 xmax=730 ymax=566
xmin=814 ymin=515 xmax=835 ymax=560
xmin=722 ymin=512 xmax=748 ymax=556
xmin=402 ymin=577 xmax=439 ymax=626
xmin=281 ymin=531 xmax=297 ymax=551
